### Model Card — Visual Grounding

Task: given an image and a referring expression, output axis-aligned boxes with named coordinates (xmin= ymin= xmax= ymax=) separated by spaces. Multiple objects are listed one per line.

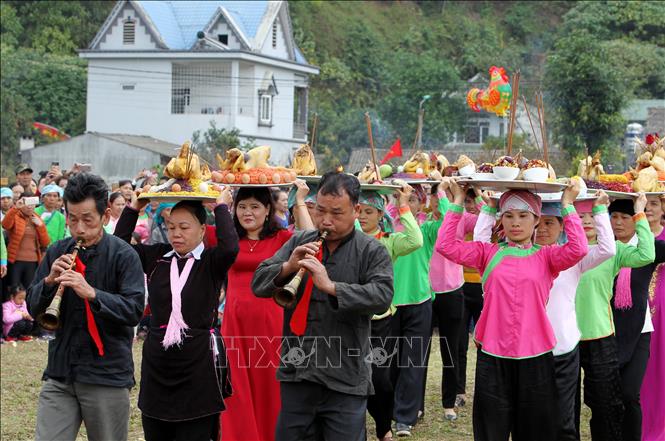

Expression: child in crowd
xmin=3 ymin=285 xmax=34 ymax=341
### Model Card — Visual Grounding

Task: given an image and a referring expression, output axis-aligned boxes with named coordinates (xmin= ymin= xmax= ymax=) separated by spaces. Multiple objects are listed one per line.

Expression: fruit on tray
xmin=598 ymin=174 xmax=629 ymax=184
xmin=215 ymin=168 xmax=296 ymax=185
xmin=477 ymin=163 xmax=494 ymax=173
xmin=523 ymin=159 xmax=547 ymax=170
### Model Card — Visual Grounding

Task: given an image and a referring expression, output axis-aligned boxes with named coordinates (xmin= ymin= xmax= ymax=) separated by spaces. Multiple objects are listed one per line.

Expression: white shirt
xmin=163 ymin=241 xmax=204 ymax=260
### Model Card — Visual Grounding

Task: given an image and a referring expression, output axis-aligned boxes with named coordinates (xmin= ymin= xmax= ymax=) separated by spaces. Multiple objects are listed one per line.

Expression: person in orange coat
xmin=1 ymin=193 xmax=50 ymax=293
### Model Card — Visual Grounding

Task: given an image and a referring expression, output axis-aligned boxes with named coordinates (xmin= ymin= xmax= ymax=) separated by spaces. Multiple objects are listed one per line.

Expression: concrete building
xmin=80 ymin=1 xmax=319 ymax=164
xmin=21 ymin=132 xmax=178 ymax=184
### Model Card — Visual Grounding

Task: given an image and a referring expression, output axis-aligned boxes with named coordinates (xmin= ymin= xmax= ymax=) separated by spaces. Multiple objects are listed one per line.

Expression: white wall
xmin=86 ymin=58 xmax=303 ymax=162
xmin=259 ymin=16 xmax=290 ymax=60
xmin=209 ymin=19 xmax=244 ymax=49
xmin=98 ymin=3 xmax=157 ymax=51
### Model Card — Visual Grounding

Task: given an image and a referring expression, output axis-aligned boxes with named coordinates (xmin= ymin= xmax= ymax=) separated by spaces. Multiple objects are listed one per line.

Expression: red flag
xmin=32 ymin=122 xmax=70 ymax=140
xmin=75 ymin=256 xmax=105 ymax=356
xmin=380 ymin=138 xmax=402 ymax=164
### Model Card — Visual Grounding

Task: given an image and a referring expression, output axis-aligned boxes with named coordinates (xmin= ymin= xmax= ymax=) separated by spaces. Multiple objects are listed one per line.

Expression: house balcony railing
xmin=293 ymin=122 xmax=306 ymax=140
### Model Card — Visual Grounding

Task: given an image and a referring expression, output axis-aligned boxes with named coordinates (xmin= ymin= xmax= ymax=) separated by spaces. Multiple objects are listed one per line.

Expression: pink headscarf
xmin=574 ymin=199 xmax=595 ymax=214
xmin=499 ymin=190 xmax=542 ymax=217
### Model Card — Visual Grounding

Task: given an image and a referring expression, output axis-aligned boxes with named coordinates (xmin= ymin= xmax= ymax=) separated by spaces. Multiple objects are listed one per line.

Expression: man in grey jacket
xmin=252 ymin=172 xmax=393 ymax=440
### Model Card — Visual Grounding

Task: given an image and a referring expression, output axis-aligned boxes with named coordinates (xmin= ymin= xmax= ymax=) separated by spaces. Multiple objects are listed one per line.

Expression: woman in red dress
xmin=221 ymin=182 xmax=312 ymax=441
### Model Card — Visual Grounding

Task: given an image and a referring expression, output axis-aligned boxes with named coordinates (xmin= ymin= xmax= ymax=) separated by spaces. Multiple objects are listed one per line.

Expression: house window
xmin=121 ymin=84 xmax=135 ymax=91
xmin=463 ymin=120 xmax=490 ymax=144
xmin=123 ymin=18 xmax=135 ymax=45
xmin=259 ymin=93 xmax=273 ymax=126
xmin=272 ymin=22 xmax=277 ymax=48
xmin=218 ymin=34 xmax=228 ymax=45
xmin=171 ymin=88 xmax=191 ymax=114
xmin=499 ymin=122 xmax=505 ymax=138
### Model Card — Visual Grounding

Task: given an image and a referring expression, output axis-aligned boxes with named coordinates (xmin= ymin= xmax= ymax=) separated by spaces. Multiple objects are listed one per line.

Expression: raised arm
xmin=384 ymin=184 xmax=423 ymax=259
xmin=208 ymin=195 xmax=240 ymax=278
xmin=473 ymin=205 xmax=496 ymax=243
xmin=546 ymin=205 xmax=588 ymax=274
xmin=579 ymin=200 xmax=616 ymax=273
xmin=616 ymin=194 xmax=655 ymax=269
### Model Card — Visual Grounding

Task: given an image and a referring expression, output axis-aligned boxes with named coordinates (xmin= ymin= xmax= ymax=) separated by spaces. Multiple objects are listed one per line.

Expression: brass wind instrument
xmin=38 ymin=239 xmax=84 ymax=331
xmin=273 ymin=231 xmax=328 ymax=308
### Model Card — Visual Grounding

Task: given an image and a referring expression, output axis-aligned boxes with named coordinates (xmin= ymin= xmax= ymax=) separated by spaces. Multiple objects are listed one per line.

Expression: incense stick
xmin=506 ymin=70 xmax=521 ymax=156
xmin=364 ymin=112 xmax=381 ymax=182
xmin=521 ymin=95 xmax=541 ymax=154
xmin=535 ymin=92 xmax=549 ymax=168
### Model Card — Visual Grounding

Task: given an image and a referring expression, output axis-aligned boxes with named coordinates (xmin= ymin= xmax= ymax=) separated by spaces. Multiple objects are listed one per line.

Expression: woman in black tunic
xmin=115 ymin=189 xmax=239 ymax=441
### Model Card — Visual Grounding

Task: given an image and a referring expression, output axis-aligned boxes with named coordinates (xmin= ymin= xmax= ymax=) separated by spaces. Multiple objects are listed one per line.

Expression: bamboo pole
xmin=364 ymin=112 xmax=381 ymax=182
xmin=506 ymin=70 xmax=521 ymax=156
xmin=521 ymin=95 xmax=541 ymax=154
xmin=310 ymin=113 xmax=319 ymax=150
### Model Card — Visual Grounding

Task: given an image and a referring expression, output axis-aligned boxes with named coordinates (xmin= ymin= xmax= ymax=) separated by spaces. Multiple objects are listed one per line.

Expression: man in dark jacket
xmin=252 ymin=172 xmax=394 ymax=441
xmin=28 ymin=173 xmax=144 ymax=441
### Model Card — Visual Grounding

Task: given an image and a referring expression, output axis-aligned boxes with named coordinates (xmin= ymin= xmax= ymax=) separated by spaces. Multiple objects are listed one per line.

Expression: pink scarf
xmin=614 ymin=267 xmax=633 ymax=309
xmin=163 ymin=257 xmax=194 ymax=349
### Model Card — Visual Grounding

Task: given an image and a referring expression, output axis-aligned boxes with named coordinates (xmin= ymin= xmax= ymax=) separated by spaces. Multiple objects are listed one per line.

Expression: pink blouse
xmin=436 ymin=203 xmax=588 ymax=358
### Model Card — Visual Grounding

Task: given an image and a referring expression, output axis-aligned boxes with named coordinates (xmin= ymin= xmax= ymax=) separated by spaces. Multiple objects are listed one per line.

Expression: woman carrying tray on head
xmin=574 ymin=194 xmax=654 ymax=441
xmin=221 ymin=179 xmax=314 ymax=441
xmin=473 ymin=191 xmax=616 ymax=440
xmin=641 ymin=194 xmax=665 ymax=441
xmin=357 ymin=182 xmax=424 ymax=441
xmin=114 ymin=188 xmax=239 ymax=441
xmin=436 ymin=177 xmax=588 ymax=441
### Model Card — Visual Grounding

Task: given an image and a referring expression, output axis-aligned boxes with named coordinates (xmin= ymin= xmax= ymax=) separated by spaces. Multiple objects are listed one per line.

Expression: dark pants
xmin=473 ymin=350 xmax=557 ymax=441
xmin=391 ymin=301 xmax=432 ymax=426
xmin=458 ymin=282 xmax=484 ymax=395
xmin=432 ymin=289 xmax=465 ymax=408
xmin=7 ymin=261 xmax=38 ymax=297
xmin=275 ymin=380 xmax=367 ymax=441
xmin=619 ymin=332 xmax=651 ymax=441
xmin=554 ymin=346 xmax=580 ymax=441
xmin=367 ymin=315 xmax=396 ymax=439
xmin=142 ymin=413 xmax=219 ymax=441
xmin=578 ymin=336 xmax=624 ymax=441
xmin=7 ymin=319 xmax=34 ymax=338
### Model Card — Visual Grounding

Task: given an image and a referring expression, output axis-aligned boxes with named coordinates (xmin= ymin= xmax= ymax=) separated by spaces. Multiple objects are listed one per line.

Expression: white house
xmin=80 ymin=0 xmax=319 ymax=164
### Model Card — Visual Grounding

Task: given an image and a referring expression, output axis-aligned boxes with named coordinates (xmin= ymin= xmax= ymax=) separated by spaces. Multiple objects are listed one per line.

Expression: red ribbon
xmin=75 ymin=256 xmax=105 ymax=356
xmin=289 ymin=246 xmax=324 ymax=336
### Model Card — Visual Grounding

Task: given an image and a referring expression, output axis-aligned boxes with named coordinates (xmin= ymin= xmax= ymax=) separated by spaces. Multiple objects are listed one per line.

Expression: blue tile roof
xmin=137 ymin=1 xmax=269 ymax=49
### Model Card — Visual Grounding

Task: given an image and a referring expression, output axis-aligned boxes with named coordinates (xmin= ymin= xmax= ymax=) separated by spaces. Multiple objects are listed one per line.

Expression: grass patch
xmin=2 ymin=336 xmax=592 ymax=440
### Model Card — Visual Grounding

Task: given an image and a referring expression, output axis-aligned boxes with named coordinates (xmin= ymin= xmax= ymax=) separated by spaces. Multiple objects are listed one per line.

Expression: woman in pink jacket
xmin=436 ymin=178 xmax=587 ymax=441
xmin=2 ymin=285 xmax=34 ymax=341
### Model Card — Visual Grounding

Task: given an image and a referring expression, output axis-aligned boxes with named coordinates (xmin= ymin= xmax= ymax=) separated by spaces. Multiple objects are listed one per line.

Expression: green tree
xmin=0 ymin=91 xmax=32 ymax=174
xmin=546 ymin=29 xmax=626 ymax=155
xmin=191 ymin=121 xmax=256 ymax=164
xmin=0 ymin=3 xmax=23 ymax=48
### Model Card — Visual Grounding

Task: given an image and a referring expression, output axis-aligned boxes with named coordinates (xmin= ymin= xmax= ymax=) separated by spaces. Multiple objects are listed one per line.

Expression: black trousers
xmin=458 ymin=282 xmax=484 ymax=395
xmin=367 ymin=315 xmax=396 ymax=439
xmin=577 ymin=336 xmax=624 ymax=441
xmin=391 ymin=301 xmax=432 ymax=426
xmin=7 ymin=261 xmax=38 ymax=297
xmin=275 ymin=380 xmax=367 ymax=441
xmin=142 ymin=413 xmax=219 ymax=441
xmin=432 ymin=289 xmax=465 ymax=408
xmin=554 ymin=346 xmax=580 ymax=441
xmin=473 ymin=350 xmax=557 ymax=441
xmin=619 ymin=332 xmax=651 ymax=441
xmin=7 ymin=319 xmax=34 ymax=338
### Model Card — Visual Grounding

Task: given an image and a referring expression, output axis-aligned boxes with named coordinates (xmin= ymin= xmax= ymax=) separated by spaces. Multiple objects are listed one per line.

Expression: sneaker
xmin=455 ymin=394 xmax=466 ymax=408
xmin=417 ymin=410 xmax=424 ymax=420
xmin=395 ymin=423 xmax=412 ymax=437
xmin=39 ymin=332 xmax=56 ymax=341
xmin=444 ymin=408 xmax=458 ymax=421
xmin=19 ymin=336 xmax=33 ymax=342
xmin=5 ymin=337 xmax=17 ymax=342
